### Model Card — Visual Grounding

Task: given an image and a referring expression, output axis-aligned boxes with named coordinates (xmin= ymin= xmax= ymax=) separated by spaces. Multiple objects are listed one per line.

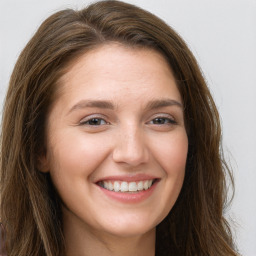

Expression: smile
xmin=98 ymin=180 xmax=155 ymax=192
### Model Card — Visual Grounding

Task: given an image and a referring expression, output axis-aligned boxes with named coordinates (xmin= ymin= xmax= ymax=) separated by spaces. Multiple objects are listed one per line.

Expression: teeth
xmin=108 ymin=182 xmax=113 ymax=191
xmin=103 ymin=181 xmax=107 ymax=189
xmin=120 ymin=182 xmax=128 ymax=192
xmin=100 ymin=180 xmax=155 ymax=192
xmin=113 ymin=181 xmax=120 ymax=192
xmin=128 ymin=182 xmax=137 ymax=192
xmin=144 ymin=180 xmax=149 ymax=190
xmin=137 ymin=181 xmax=144 ymax=191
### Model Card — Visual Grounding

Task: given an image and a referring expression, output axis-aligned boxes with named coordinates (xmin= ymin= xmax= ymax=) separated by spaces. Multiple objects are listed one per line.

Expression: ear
xmin=37 ymin=151 xmax=50 ymax=173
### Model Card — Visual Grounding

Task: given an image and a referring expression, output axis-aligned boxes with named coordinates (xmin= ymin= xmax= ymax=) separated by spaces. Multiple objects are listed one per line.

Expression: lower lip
xmin=97 ymin=181 xmax=158 ymax=203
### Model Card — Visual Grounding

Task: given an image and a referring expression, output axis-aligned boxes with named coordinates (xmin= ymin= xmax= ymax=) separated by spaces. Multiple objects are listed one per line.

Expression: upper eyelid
xmin=78 ymin=112 xmax=179 ymax=123
xmin=80 ymin=113 xmax=106 ymax=120
xmin=147 ymin=113 xmax=180 ymax=125
xmin=148 ymin=117 xmax=177 ymax=124
xmin=79 ymin=115 xmax=108 ymax=124
xmin=149 ymin=112 xmax=176 ymax=120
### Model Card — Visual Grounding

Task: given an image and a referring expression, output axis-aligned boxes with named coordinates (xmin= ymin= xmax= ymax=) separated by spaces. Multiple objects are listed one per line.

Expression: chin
xmin=99 ymin=214 xmax=160 ymax=238
xmin=106 ymin=225 xmax=155 ymax=238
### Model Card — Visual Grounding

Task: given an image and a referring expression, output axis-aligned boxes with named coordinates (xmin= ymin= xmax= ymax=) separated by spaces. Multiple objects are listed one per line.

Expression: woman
xmin=0 ymin=0 xmax=238 ymax=255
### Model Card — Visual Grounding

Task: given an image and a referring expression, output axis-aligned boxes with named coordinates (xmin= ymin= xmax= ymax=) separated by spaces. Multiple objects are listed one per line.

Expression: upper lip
xmin=95 ymin=174 xmax=159 ymax=183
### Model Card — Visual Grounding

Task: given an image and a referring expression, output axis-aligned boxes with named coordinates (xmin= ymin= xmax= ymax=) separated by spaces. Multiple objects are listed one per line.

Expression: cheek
xmin=151 ymin=130 xmax=188 ymax=175
xmin=46 ymin=131 xmax=113 ymax=215
xmin=146 ymin=130 xmax=188 ymax=222
xmin=46 ymin=131 xmax=112 ymax=185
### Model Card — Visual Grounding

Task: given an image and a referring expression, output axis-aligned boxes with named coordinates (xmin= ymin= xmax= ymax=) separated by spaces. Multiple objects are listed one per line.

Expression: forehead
xmin=55 ymin=43 xmax=181 ymax=106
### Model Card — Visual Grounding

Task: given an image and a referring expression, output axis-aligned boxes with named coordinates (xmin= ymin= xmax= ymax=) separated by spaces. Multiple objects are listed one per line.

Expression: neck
xmin=63 ymin=211 xmax=155 ymax=256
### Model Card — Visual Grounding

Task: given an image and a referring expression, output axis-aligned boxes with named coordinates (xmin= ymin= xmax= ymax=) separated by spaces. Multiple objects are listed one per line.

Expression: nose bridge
xmin=112 ymin=122 xmax=149 ymax=166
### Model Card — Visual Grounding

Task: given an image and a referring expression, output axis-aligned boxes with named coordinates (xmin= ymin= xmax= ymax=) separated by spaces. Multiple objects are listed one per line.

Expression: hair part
xmin=1 ymin=1 xmax=237 ymax=255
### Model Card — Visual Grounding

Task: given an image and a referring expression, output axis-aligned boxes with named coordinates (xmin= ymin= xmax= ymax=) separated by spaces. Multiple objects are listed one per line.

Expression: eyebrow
xmin=68 ymin=98 xmax=183 ymax=114
xmin=145 ymin=99 xmax=183 ymax=110
xmin=68 ymin=100 xmax=115 ymax=114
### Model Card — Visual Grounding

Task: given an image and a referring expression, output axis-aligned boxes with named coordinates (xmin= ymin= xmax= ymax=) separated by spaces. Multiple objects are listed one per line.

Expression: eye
xmin=150 ymin=117 xmax=176 ymax=125
xmin=80 ymin=118 xmax=108 ymax=126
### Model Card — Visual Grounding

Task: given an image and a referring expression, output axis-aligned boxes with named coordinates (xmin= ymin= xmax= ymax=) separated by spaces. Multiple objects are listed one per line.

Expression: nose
xmin=112 ymin=124 xmax=149 ymax=167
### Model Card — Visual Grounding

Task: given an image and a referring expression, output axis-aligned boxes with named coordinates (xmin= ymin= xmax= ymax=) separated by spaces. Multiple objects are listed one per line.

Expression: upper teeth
xmin=99 ymin=180 xmax=154 ymax=192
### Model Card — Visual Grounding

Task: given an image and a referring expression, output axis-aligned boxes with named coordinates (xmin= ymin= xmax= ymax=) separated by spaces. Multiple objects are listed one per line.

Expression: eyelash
xmin=79 ymin=115 xmax=177 ymax=127
xmin=148 ymin=117 xmax=177 ymax=125
xmin=79 ymin=117 xmax=108 ymax=126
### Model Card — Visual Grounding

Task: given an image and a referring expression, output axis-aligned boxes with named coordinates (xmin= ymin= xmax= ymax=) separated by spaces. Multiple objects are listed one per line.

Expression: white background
xmin=0 ymin=0 xmax=255 ymax=255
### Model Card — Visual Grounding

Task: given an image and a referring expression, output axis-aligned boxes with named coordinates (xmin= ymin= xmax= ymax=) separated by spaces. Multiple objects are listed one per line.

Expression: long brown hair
xmin=0 ymin=1 xmax=238 ymax=255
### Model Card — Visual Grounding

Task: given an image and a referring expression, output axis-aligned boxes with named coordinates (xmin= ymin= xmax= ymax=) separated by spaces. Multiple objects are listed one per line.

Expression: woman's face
xmin=41 ymin=44 xmax=188 ymax=238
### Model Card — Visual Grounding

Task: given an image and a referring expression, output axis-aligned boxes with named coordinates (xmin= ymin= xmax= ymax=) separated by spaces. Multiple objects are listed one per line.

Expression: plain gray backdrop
xmin=0 ymin=0 xmax=255 ymax=255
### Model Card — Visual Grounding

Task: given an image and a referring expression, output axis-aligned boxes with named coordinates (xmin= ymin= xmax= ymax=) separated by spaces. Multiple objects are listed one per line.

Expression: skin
xmin=40 ymin=43 xmax=188 ymax=256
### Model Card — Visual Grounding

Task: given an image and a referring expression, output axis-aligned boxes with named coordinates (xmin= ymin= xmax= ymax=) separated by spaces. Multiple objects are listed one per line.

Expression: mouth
xmin=97 ymin=179 xmax=158 ymax=193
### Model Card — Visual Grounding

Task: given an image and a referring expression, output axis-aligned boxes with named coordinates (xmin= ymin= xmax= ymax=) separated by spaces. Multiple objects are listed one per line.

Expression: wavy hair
xmin=0 ymin=1 xmax=237 ymax=255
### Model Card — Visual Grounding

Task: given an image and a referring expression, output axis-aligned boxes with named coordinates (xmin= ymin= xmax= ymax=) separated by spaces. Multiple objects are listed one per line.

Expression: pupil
xmin=89 ymin=118 xmax=100 ymax=125
xmin=154 ymin=118 xmax=164 ymax=124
